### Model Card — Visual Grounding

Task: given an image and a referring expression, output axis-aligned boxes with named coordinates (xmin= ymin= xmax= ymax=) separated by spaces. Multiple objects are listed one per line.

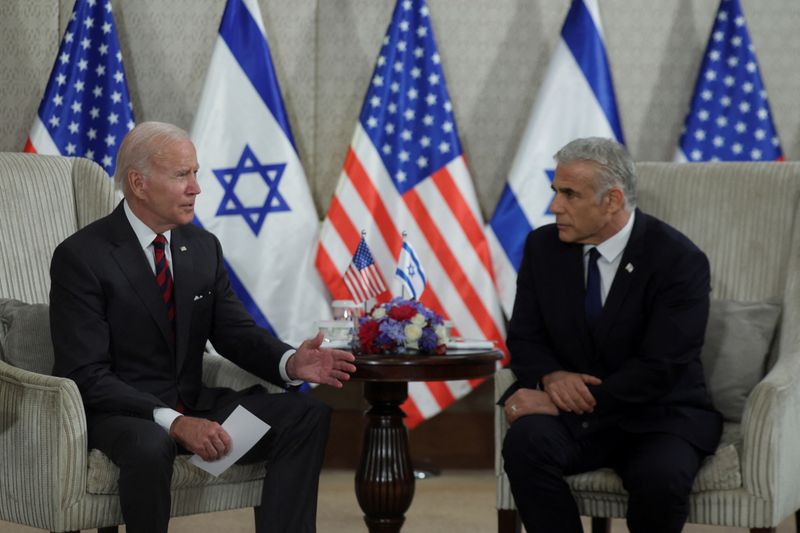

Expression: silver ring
xmin=510 ymin=404 xmax=518 ymax=413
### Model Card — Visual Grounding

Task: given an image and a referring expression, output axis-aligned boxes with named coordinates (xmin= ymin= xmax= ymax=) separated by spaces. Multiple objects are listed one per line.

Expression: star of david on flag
xmin=316 ymin=0 xmax=506 ymax=427
xmin=344 ymin=236 xmax=387 ymax=305
xmin=676 ymin=0 xmax=782 ymax=162
xmin=395 ymin=238 xmax=426 ymax=300
xmin=487 ymin=0 xmax=625 ymax=317
xmin=191 ymin=0 xmax=331 ymax=343
xmin=23 ymin=0 xmax=134 ymax=176
xmin=212 ymin=144 xmax=289 ymax=235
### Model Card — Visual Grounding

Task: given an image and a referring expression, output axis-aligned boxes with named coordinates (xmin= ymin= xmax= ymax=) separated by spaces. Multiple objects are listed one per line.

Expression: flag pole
xmin=400 ymin=230 xmax=408 ymax=300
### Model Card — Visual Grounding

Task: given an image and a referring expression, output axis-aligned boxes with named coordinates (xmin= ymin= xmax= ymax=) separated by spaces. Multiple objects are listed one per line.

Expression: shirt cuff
xmin=280 ymin=348 xmax=304 ymax=386
xmin=153 ymin=407 xmax=183 ymax=433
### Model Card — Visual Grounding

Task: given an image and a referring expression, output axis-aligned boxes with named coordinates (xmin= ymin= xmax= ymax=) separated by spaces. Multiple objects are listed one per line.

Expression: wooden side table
xmin=351 ymin=350 xmax=502 ymax=533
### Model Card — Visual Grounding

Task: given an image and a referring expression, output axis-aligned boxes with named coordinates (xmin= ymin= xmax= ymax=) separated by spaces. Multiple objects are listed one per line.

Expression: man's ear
xmin=128 ymin=169 xmax=146 ymax=199
xmin=605 ymin=187 xmax=625 ymax=213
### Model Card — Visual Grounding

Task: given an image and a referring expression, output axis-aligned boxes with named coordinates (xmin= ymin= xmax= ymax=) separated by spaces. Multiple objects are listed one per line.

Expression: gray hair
xmin=114 ymin=121 xmax=190 ymax=195
xmin=554 ymin=137 xmax=637 ymax=211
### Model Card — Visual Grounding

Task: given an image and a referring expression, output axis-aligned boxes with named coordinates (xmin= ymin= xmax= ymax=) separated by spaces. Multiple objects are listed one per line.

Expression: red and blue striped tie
xmin=152 ymin=234 xmax=175 ymax=330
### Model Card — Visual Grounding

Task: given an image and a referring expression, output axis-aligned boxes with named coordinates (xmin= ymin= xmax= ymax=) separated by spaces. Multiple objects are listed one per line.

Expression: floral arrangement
xmin=356 ymin=298 xmax=447 ymax=355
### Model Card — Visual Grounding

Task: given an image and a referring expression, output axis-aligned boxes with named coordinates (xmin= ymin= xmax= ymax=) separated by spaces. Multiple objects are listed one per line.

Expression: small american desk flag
xmin=345 ymin=236 xmax=387 ymax=305
xmin=316 ymin=0 xmax=506 ymax=427
xmin=24 ymin=0 xmax=134 ymax=176
xmin=676 ymin=0 xmax=782 ymax=162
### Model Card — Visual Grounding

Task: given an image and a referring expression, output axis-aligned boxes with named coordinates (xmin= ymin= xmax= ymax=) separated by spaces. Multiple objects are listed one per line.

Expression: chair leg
xmin=98 ymin=527 xmax=119 ymax=533
xmin=498 ymin=508 xmax=521 ymax=533
xmin=592 ymin=517 xmax=611 ymax=533
xmin=797 ymin=508 xmax=800 ymax=533
xmin=750 ymin=529 xmax=776 ymax=533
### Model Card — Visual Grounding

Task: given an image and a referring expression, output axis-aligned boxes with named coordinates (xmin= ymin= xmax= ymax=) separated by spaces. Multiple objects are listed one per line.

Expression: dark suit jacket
xmin=50 ymin=202 xmax=292 ymax=423
xmin=505 ymin=209 xmax=722 ymax=453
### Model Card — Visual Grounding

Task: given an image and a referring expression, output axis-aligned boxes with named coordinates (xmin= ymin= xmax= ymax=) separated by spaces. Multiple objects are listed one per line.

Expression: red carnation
xmin=358 ymin=319 xmax=380 ymax=354
xmin=387 ymin=305 xmax=416 ymax=321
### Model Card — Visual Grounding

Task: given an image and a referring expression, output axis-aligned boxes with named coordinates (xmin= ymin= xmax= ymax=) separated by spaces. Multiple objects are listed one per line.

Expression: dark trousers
xmin=88 ymin=389 xmax=331 ymax=533
xmin=502 ymin=414 xmax=705 ymax=533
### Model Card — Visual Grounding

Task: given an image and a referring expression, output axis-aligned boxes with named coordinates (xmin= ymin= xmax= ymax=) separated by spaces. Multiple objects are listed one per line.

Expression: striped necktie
xmin=152 ymin=234 xmax=176 ymax=329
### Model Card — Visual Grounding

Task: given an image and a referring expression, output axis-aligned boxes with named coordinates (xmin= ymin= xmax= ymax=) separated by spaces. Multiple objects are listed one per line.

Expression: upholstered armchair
xmin=0 ymin=153 xmax=280 ymax=532
xmin=495 ymin=162 xmax=800 ymax=533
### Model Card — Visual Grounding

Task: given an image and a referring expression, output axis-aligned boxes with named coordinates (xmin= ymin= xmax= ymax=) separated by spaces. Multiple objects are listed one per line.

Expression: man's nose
xmin=186 ymin=173 xmax=201 ymax=195
xmin=549 ymin=193 xmax=562 ymax=214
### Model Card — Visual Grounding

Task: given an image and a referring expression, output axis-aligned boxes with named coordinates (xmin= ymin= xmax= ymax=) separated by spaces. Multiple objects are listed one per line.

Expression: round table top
xmin=351 ymin=349 xmax=503 ymax=382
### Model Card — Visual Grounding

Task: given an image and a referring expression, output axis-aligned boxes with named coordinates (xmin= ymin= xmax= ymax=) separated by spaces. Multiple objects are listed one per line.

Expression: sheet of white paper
xmin=188 ymin=405 xmax=270 ymax=477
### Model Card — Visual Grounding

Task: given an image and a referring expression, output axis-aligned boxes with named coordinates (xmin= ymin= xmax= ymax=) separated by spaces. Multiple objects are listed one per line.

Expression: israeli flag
xmin=394 ymin=240 xmax=426 ymax=301
xmin=486 ymin=0 xmax=625 ymax=317
xmin=191 ymin=0 xmax=331 ymax=342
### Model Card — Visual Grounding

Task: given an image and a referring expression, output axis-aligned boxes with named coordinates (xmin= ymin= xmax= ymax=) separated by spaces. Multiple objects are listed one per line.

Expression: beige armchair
xmin=0 ymin=153 xmax=279 ymax=532
xmin=495 ymin=162 xmax=800 ymax=533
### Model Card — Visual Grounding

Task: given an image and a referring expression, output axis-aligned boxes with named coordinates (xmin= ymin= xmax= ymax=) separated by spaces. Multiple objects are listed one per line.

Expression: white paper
xmin=188 ymin=405 xmax=270 ymax=477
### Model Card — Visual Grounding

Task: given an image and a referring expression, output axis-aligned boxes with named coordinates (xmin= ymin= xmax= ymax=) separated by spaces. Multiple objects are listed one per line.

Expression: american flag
xmin=676 ymin=0 xmax=782 ymax=162
xmin=24 ymin=0 xmax=134 ymax=176
xmin=344 ymin=236 xmax=387 ymax=305
xmin=316 ymin=0 xmax=506 ymax=427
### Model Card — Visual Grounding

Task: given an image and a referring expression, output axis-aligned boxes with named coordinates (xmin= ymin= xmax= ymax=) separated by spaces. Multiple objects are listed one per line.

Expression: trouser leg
xmin=205 ymin=390 xmax=331 ymax=533
xmin=88 ymin=415 xmax=176 ymax=533
xmin=502 ymin=415 xmax=619 ymax=533
xmin=615 ymin=432 xmax=704 ymax=533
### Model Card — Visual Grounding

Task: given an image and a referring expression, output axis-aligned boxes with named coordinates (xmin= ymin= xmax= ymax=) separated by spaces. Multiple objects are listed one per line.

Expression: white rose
xmin=372 ymin=307 xmax=387 ymax=319
xmin=411 ymin=313 xmax=426 ymax=326
xmin=435 ymin=324 xmax=448 ymax=343
xmin=404 ymin=323 xmax=423 ymax=341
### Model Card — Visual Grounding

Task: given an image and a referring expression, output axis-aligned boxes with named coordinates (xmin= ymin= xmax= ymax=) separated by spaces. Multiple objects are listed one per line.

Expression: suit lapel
xmin=171 ymin=227 xmax=194 ymax=372
xmin=557 ymin=242 xmax=595 ymax=353
xmin=593 ymin=210 xmax=647 ymax=347
xmin=108 ymin=204 xmax=174 ymax=345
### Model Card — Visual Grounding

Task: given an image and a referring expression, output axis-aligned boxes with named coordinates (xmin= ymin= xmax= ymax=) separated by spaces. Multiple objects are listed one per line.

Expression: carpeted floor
xmin=0 ymin=470 xmax=796 ymax=532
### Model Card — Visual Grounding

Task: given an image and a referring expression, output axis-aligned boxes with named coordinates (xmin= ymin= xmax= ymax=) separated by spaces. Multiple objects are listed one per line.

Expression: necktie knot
xmin=153 ymin=234 xmax=167 ymax=249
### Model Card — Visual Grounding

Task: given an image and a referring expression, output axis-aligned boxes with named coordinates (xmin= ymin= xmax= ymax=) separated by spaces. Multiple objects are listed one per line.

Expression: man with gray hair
xmin=500 ymin=137 xmax=722 ymax=533
xmin=50 ymin=121 xmax=356 ymax=532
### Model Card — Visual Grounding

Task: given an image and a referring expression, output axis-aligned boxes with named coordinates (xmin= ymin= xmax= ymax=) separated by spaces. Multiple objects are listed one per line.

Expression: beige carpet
xmin=0 ymin=470 xmax=796 ymax=532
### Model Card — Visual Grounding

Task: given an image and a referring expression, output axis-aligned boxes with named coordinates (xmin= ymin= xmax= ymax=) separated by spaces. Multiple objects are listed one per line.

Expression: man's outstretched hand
xmin=286 ymin=332 xmax=356 ymax=388
xmin=170 ymin=416 xmax=231 ymax=461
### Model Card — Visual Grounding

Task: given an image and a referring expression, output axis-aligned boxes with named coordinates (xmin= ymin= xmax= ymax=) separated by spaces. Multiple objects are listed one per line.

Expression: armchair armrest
xmin=740 ymin=345 xmax=800 ymax=517
xmin=0 ymin=359 xmax=87 ymax=526
xmin=202 ymin=351 xmax=285 ymax=394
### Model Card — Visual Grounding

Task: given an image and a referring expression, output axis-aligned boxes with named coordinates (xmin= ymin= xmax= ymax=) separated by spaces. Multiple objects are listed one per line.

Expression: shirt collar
xmin=583 ymin=209 xmax=636 ymax=262
xmin=123 ymin=199 xmax=171 ymax=250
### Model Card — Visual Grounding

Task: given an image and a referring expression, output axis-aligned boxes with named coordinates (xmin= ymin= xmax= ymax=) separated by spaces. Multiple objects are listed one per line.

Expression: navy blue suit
xmin=51 ymin=202 xmax=329 ymax=533
xmin=502 ymin=210 xmax=722 ymax=533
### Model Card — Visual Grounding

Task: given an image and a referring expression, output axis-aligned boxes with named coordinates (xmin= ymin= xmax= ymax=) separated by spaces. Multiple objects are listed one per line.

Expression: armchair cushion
xmin=701 ymin=299 xmax=781 ymax=422
xmin=86 ymin=449 xmax=265 ymax=495
xmin=0 ymin=298 xmax=54 ymax=375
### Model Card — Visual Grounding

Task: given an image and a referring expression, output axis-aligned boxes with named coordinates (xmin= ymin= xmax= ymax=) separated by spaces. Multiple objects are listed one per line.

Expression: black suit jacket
xmin=51 ymin=202 xmax=292 ymax=423
xmin=505 ymin=209 xmax=722 ymax=453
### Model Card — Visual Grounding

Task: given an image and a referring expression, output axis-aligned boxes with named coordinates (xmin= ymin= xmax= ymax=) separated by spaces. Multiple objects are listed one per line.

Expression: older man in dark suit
xmin=50 ymin=121 xmax=356 ymax=533
xmin=501 ymin=137 xmax=722 ymax=533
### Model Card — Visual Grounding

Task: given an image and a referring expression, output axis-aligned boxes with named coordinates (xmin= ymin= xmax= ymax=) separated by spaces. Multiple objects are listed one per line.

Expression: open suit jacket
xmin=51 ymin=202 xmax=292 ymax=424
xmin=504 ymin=209 xmax=722 ymax=453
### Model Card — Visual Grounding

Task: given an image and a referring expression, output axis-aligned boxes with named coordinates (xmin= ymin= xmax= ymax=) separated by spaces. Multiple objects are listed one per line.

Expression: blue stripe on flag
xmin=395 ymin=268 xmax=418 ymax=299
xmin=192 ymin=216 xmax=278 ymax=336
xmin=489 ymin=184 xmax=533 ymax=271
xmin=218 ymin=0 xmax=297 ymax=149
xmin=561 ymin=0 xmax=625 ymax=144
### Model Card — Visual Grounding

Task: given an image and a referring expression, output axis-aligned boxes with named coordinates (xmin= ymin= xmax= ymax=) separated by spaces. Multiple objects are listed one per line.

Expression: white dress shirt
xmin=582 ymin=210 xmax=636 ymax=305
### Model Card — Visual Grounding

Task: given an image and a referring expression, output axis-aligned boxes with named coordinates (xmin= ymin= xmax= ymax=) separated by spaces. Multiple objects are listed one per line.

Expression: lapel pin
xmin=180 ymin=246 xmax=187 ymax=252
xmin=625 ymin=263 xmax=634 ymax=273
